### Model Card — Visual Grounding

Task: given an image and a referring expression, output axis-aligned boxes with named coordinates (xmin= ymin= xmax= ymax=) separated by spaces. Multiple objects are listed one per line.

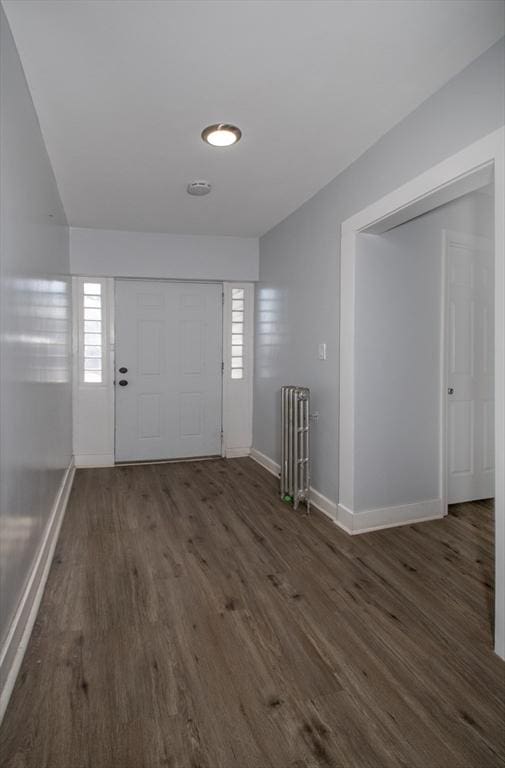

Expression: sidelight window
xmin=230 ymin=287 xmax=244 ymax=379
xmin=82 ymin=282 xmax=104 ymax=383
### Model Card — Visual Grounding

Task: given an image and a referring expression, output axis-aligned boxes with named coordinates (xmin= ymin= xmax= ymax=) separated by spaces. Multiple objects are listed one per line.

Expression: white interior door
xmin=115 ymin=280 xmax=223 ymax=462
xmin=446 ymin=232 xmax=494 ymax=504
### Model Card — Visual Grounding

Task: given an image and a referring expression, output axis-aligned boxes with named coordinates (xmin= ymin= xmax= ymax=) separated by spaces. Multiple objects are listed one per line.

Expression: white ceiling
xmin=3 ymin=0 xmax=504 ymax=237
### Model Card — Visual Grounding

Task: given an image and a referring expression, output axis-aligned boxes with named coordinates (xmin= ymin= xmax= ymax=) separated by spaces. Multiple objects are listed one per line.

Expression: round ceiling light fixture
xmin=201 ymin=123 xmax=242 ymax=147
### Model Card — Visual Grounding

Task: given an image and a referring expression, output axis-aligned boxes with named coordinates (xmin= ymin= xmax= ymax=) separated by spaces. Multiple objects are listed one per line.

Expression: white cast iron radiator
xmin=280 ymin=386 xmax=310 ymax=512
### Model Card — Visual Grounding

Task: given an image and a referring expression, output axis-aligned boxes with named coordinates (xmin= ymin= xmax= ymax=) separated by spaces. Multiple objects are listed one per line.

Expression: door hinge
xmin=221 ymin=361 xmax=224 ymax=374
xmin=222 ymin=292 xmax=225 ymax=306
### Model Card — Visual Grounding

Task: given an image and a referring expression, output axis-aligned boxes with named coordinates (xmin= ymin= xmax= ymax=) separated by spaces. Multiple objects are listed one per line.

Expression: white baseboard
xmin=250 ymin=448 xmax=352 ymax=533
xmin=74 ymin=453 xmax=115 ymax=468
xmin=340 ymin=498 xmax=445 ymax=534
xmin=250 ymin=448 xmax=445 ymax=535
xmin=0 ymin=459 xmax=75 ymax=725
xmin=225 ymin=447 xmax=251 ymax=459
xmin=250 ymin=448 xmax=280 ymax=477
xmin=310 ymin=488 xmax=353 ymax=534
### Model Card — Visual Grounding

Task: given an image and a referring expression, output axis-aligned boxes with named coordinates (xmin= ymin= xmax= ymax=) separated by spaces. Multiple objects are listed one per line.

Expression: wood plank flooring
xmin=1 ymin=458 xmax=504 ymax=768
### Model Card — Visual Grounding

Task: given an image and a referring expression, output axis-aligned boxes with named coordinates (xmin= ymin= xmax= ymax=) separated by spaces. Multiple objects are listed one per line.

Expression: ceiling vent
xmin=187 ymin=180 xmax=211 ymax=196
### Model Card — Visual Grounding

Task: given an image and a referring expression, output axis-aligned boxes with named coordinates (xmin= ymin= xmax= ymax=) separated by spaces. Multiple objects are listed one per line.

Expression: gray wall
xmin=354 ymin=189 xmax=493 ymax=512
xmin=254 ymin=38 xmax=505 ymax=502
xmin=0 ymin=9 xmax=72 ymax=655
xmin=70 ymin=227 xmax=259 ymax=282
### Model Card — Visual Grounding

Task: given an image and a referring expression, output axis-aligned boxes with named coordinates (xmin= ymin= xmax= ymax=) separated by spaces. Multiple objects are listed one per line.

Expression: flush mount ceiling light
xmin=201 ymin=123 xmax=242 ymax=147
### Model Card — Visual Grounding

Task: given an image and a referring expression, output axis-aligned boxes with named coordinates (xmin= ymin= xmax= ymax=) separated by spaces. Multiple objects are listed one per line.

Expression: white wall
xmin=254 ymin=38 xmax=505 ymax=503
xmin=70 ymin=227 xmax=259 ymax=282
xmin=353 ymin=189 xmax=493 ymax=513
xmin=0 ymin=6 xmax=71 ymax=660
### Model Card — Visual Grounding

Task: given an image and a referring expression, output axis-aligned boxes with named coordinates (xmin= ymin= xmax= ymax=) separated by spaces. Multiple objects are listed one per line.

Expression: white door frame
xmin=441 ymin=229 xmax=494 ymax=510
xmin=73 ymin=277 xmax=255 ymax=466
xmin=339 ymin=127 xmax=505 ymax=658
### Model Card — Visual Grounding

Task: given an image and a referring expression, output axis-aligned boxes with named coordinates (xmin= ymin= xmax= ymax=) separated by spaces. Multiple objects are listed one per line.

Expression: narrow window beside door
xmin=82 ymin=282 xmax=103 ymax=383
xmin=231 ymin=287 xmax=244 ymax=379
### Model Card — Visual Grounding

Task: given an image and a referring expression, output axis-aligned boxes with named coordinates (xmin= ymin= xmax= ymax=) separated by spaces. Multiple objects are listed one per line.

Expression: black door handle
xmin=119 ymin=366 xmax=128 ymax=374
xmin=119 ymin=379 xmax=128 ymax=386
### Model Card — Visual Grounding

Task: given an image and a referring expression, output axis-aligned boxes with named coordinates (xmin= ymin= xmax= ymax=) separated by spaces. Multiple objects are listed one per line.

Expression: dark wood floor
xmin=1 ymin=458 xmax=504 ymax=768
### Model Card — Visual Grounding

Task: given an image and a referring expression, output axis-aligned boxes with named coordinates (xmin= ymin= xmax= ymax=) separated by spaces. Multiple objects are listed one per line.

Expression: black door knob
xmin=119 ymin=366 xmax=128 ymax=374
xmin=119 ymin=379 xmax=128 ymax=386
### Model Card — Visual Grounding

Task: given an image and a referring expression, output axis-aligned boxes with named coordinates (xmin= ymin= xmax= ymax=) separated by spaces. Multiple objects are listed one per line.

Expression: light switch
xmin=318 ymin=342 xmax=327 ymax=361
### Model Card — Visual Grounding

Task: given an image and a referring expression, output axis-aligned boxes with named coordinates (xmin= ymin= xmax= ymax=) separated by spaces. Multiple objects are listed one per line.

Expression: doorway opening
xmin=353 ymin=184 xmax=496 ymax=637
xmin=353 ymin=183 xmax=495 ymax=515
xmin=339 ymin=128 xmax=504 ymax=656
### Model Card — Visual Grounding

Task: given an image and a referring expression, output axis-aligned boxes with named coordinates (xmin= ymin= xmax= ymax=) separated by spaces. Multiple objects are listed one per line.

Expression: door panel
xmin=115 ymin=280 xmax=222 ymax=462
xmin=139 ymin=320 xmax=162 ymax=374
xmin=180 ymin=392 xmax=202 ymax=436
xmin=139 ymin=393 xmax=161 ymax=439
xmin=449 ymin=400 xmax=473 ymax=475
xmin=449 ymin=296 xmax=474 ymax=375
xmin=446 ymin=236 xmax=494 ymax=503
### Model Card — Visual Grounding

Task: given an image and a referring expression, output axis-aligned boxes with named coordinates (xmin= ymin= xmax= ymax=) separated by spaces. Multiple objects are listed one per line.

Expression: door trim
xmin=339 ymin=126 xmax=505 ymax=658
xmin=73 ymin=278 xmax=255 ymax=468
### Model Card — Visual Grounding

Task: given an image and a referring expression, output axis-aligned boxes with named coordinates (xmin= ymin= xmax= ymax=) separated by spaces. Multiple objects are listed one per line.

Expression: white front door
xmin=446 ymin=232 xmax=494 ymax=504
xmin=115 ymin=280 xmax=223 ymax=462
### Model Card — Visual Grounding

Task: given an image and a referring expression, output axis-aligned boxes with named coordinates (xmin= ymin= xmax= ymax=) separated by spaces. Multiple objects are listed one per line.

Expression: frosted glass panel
xmin=84 ymin=345 xmax=101 ymax=358
xmin=84 ymin=358 xmax=101 ymax=370
xmin=84 ymin=333 xmax=102 ymax=346
xmin=84 ymin=308 xmax=101 ymax=320
xmin=84 ymin=320 xmax=101 ymax=333
xmin=83 ymin=282 xmax=101 ymax=295
xmin=84 ymin=295 xmax=101 ymax=308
